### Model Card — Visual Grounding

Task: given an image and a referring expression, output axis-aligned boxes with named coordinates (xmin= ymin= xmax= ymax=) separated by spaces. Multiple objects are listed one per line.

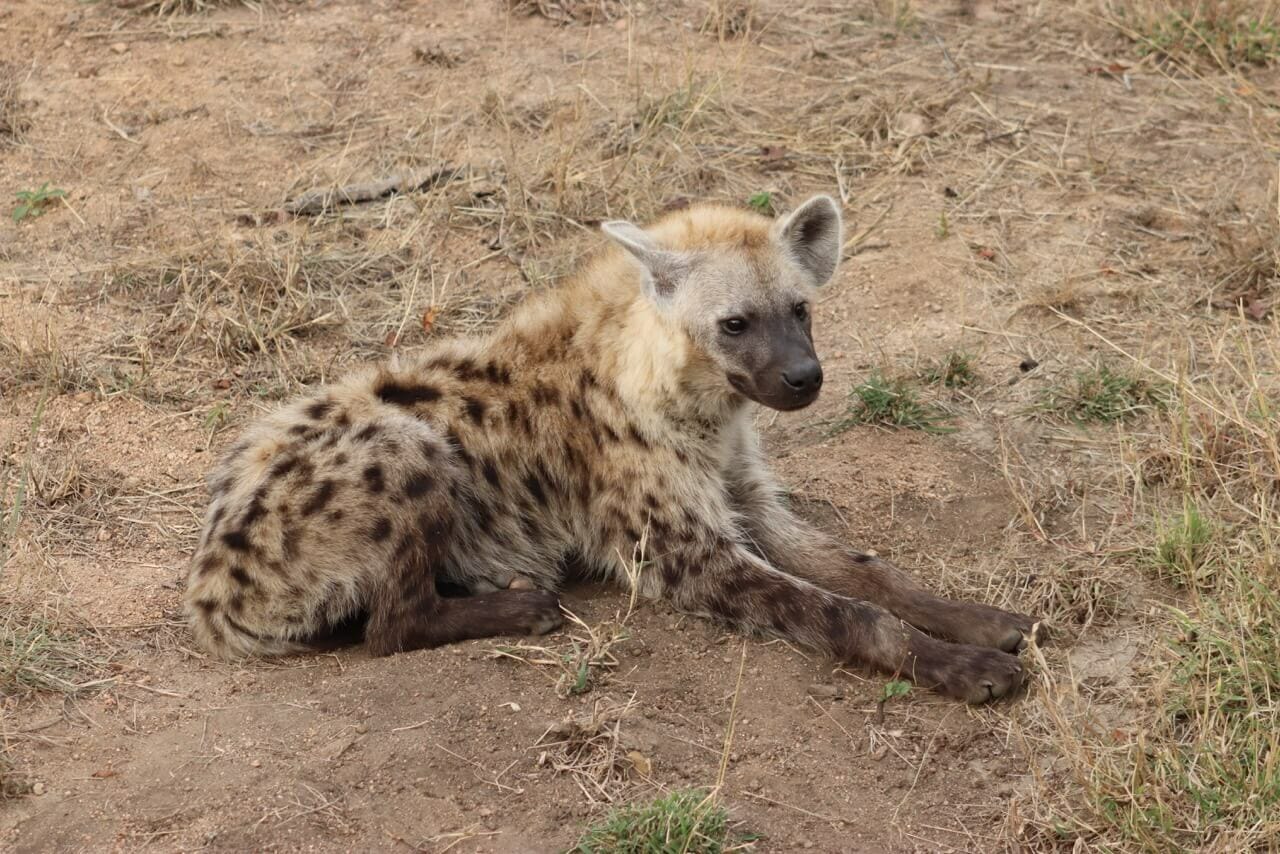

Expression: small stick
xmin=284 ymin=166 xmax=464 ymax=215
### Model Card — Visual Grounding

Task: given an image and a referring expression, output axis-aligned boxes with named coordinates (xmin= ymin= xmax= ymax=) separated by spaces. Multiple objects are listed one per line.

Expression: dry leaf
xmin=626 ymin=750 xmax=652 ymax=776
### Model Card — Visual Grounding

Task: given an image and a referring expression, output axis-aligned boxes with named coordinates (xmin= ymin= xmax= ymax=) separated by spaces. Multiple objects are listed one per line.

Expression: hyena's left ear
xmin=774 ymin=195 xmax=843 ymax=286
xmin=601 ymin=220 xmax=694 ymax=305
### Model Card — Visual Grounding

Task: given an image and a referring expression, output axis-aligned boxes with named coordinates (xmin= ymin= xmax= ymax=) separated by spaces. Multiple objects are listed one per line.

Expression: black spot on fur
xmin=355 ymin=423 xmax=382 ymax=442
xmin=282 ymin=525 xmax=300 ymax=561
xmin=241 ymin=489 xmax=268 ymax=527
xmin=209 ymin=504 xmax=227 ymax=531
xmin=328 ymin=509 xmax=344 ymax=522
xmin=569 ymin=398 xmax=585 ymax=420
xmin=301 ymin=479 xmax=336 ymax=516
xmin=376 ymin=381 xmax=442 ymax=407
xmin=481 ymin=458 xmax=501 ymax=489
xmin=229 ymin=565 xmax=254 ymax=587
xmin=660 ymin=561 xmax=683 ymax=589
xmin=369 ymin=517 xmax=393 ymax=541
xmin=579 ymin=369 xmax=598 ymax=390
xmin=531 ymin=383 xmax=560 ymax=406
xmin=197 ymin=553 xmax=220 ymax=576
xmin=454 ymin=358 xmax=481 ymax=381
xmin=336 ymin=411 xmax=351 ymax=428
xmin=419 ymin=439 xmax=438 ymax=460
xmin=628 ymin=425 xmax=650 ymax=449
xmin=194 ymin=598 xmax=217 ymax=614
xmin=222 ymin=529 xmax=252 ymax=552
xmin=268 ymin=456 xmax=300 ymax=479
xmin=461 ymin=491 xmax=493 ymax=530
xmin=288 ymin=424 xmax=312 ymax=436
xmin=334 ymin=452 xmax=348 ymax=466
xmin=464 ymin=396 xmax=487 ymax=425
xmin=601 ymin=423 xmax=620 ymax=443
xmin=524 ymin=471 xmax=548 ymax=507
xmin=405 ymin=472 xmax=436 ymax=498
xmin=307 ymin=399 xmax=334 ymax=420
xmin=484 ymin=362 xmax=512 ymax=385
xmin=852 ymin=552 xmax=875 ymax=563
xmin=506 ymin=399 xmax=531 ymax=433
xmin=363 ymin=464 xmax=385 ymax=493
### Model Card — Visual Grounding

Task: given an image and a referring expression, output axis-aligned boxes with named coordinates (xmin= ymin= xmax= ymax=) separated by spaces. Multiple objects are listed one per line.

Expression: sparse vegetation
xmin=112 ymin=0 xmax=255 ymax=15
xmin=569 ymin=789 xmax=734 ymax=854
xmin=11 ymin=183 xmax=65 ymax=224
xmin=1040 ymin=364 xmax=1169 ymax=423
xmin=703 ymin=0 xmax=758 ymax=38
xmin=828 ymin=371 xmax=954 ymax=434
xmin=921 ymin=351 xmax=976 ymax=389
xmin=1150 ymin=500 xmax=1215 ymax=589
xmin=0 ymin=62 xmax=30 ymax=144
xmin=1108 ymin=0 xmax=1280 ymax=68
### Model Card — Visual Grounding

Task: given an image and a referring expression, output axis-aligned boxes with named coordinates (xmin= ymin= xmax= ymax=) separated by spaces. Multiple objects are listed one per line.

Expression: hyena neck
xmin=584 ymin=275 xmax=746 ymax=435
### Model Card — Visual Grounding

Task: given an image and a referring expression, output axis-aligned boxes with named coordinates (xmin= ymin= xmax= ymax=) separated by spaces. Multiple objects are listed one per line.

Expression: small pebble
xmin=110 ymin=42 xmax=128 ymax=54
xmin=806 ymin=683 xmax=844 ymax=699
xmin=32 ymin=782 xmax=46 ymax=795
xmin=250 ymin=759 xmax=261 ymax=768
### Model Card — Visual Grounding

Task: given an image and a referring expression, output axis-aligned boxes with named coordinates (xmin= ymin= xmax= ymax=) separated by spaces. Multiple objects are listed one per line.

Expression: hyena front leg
xmin=364 ymin=507 xmax=563 ymax=656
xmin=728 ymin=466 xmax=1046 ymax=652
xmin=656 ymin=537 xmax=1024 ymax=703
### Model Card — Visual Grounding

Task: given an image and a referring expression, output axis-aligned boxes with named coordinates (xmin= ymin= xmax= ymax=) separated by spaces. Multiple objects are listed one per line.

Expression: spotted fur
xmin=185 ymin=196 xmax=1045 ymax=702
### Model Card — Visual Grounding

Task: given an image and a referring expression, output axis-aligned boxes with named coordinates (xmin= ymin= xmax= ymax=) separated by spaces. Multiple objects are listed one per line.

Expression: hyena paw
xmin=511 ymin=590 xmax=564 ymax=636
xmin=956 ymin=605 xmax=1049 ymax=653
xmin=914 ymin=640 xmax=1026 ymax=704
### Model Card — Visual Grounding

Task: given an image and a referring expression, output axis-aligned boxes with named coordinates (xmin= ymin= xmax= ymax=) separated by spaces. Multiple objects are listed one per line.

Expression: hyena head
xmin=602 ymin=194 xmax=843 ymax=412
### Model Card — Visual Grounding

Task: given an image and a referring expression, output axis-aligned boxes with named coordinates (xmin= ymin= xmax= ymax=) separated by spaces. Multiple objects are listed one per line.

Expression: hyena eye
xmin=719 ymin=317 xmax=748 ymax=335
xmin=793 ymin=302 xmax=809 ymax=322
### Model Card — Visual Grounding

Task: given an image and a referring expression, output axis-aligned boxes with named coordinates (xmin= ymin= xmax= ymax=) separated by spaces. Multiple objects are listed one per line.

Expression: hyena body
xmin=186 ymin=196 xmax=1044 ymax=702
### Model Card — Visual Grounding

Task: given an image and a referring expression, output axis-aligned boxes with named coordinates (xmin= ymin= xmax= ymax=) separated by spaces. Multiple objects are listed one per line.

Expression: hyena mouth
xmin=727 ymin=373 xmax=822 ymax=412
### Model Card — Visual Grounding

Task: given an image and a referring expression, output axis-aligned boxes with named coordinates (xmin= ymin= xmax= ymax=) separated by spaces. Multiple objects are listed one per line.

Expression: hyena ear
xmin=601 ymin=220 xmax=693 ymax=304
xmin=774 ymin=194 xmax=843 ymax=286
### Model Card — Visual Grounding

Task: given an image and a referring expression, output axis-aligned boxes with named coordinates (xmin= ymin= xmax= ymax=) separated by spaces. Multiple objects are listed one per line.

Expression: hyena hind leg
xmin=362 ymin=516 xmax=563 ymax=657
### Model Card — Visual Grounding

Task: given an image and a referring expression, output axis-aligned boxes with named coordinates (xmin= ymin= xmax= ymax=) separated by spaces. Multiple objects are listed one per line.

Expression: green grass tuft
xmin=569 ymin=789 xmax=736 ymax=854
xmin=828 ymin=371 xmax=955 ymax=434
xmin=1150 ymin=501 xmax=1215 ymax=589
xmin=1041 ymin=364 xmax=1169 ymax=423
xmin=11 ymin=183 xmax=65 ymax=224
xmin=746 ymin=191 xmax=773 ymax=214
xmin=921 ymin=351 xmax=976 ymax=389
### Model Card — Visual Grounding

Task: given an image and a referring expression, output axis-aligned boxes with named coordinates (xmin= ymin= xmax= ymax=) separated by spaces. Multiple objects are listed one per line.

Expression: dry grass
xmin=536 ymin=695 xmax=640 ymax=805
xmin=504 ymin=0 xmax=621 ymax=25
xmin=1014 ymin=326 xmax=1280 ymax=850
xmin=112 ymin=0 xmax=261 ymax=15
xmin=1100 ymin=0 xmax=1280 ymax=70
xmin=0 ymin=62 xmax=30 ymax=145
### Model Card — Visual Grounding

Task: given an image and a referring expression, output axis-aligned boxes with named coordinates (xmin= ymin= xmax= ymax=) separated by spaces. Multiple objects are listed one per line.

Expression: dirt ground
xmin=2 ymin=0 xmax=1278 ymax=851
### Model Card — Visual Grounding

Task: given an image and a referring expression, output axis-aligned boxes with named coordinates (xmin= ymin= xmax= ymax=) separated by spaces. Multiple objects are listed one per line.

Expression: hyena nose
xmin=782 ymin=361 xmax=823 ymax=392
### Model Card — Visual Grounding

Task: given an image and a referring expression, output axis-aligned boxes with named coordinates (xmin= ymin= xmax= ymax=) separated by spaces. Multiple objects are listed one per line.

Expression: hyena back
xmin=186 ymin=195 xmax=1046 ymax=702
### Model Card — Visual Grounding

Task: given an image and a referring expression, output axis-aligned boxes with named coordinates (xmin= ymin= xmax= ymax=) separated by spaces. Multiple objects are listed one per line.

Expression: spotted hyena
xmin=186 ymin=195 xmax=1046 ymax=703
